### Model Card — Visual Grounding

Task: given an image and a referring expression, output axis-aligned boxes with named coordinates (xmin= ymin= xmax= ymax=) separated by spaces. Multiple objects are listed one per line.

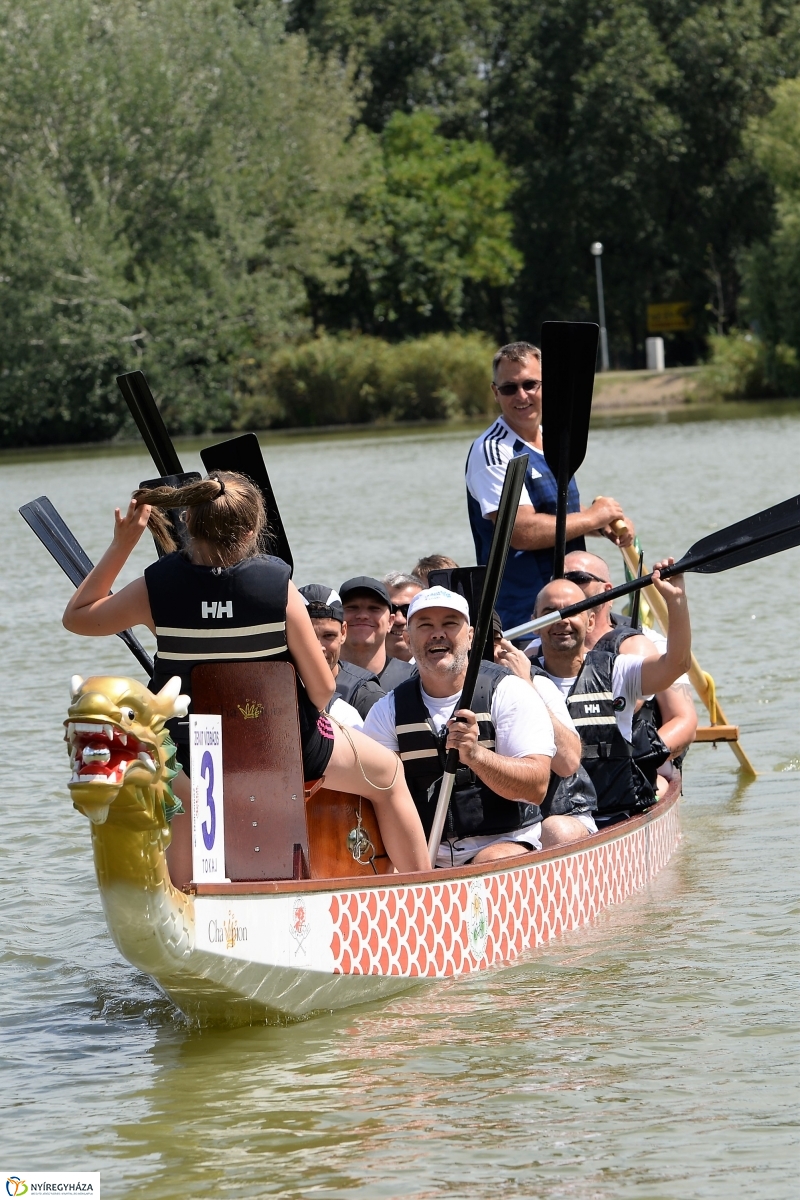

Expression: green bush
xmin=698 ymin=331 xmax=800 ymax=400
xmin=237 ymin=333 xmax=496 ymax=429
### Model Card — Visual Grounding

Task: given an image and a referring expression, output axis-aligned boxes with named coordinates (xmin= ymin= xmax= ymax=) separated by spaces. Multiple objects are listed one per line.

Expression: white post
xmin=590 ymin=242 xmax=610 ymax=371
xmin=645 ymin=336 xmax=665 ymax=372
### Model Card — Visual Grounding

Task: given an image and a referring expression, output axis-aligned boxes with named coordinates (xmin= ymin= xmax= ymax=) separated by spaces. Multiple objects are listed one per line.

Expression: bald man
xmin=530 ymin=566 xmax=691 ymax=821
xmin=563 ymin=550 xmax=697 ymax=793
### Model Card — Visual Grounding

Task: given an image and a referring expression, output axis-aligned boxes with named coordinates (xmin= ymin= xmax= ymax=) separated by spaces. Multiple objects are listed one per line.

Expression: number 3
xmin=200 ymin=750 xmax=216 ymax=850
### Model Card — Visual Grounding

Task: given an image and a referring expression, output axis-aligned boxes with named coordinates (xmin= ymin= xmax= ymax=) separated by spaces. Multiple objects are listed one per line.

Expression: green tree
xmin=311 ymin=111 xmax=521 ymax=337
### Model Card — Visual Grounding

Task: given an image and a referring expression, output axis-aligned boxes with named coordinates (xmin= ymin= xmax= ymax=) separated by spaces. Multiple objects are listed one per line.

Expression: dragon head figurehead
xmin=65 ymin=675 xmax=189 ymax=828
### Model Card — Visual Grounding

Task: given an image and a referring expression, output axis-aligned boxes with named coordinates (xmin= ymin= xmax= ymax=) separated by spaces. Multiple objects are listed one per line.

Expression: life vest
xmin=145 ymin=551 xmax=305 ymax=747
xmin=536 ymin=649 xmax=657 ymax=817
xmin=594 ymin=621 xmax=673 ymax=783
xmin=528 ymin=662 xmax=597 ymax=818
xmin=393 ymin=662 xmax=542 ymax=840
xmin=334 ymin=660 xmax=386 ymax=718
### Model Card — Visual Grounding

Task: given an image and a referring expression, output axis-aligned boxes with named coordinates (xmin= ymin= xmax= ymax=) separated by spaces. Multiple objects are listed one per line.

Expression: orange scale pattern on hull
xmin=328 ymin=802 xmax=679 ymax=978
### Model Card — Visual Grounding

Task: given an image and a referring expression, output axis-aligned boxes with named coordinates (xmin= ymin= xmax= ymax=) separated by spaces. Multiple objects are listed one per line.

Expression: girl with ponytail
xmin=63 ymin=472 xmax=429 ymax=873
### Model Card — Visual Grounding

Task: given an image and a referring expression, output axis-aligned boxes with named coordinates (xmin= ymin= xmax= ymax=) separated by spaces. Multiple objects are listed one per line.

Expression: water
xmin=1 ymin=415 xmax=798 ymax=1197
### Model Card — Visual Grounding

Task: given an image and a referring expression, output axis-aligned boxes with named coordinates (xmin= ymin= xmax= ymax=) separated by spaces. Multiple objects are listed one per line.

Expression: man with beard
xmin=531 ymin=566 xmax=691 ymax=822
xmin=363 ymin=586 xmax=556 ymax=867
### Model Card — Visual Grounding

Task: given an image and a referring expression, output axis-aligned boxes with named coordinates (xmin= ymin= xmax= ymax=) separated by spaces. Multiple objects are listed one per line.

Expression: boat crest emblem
xmin=223 ymin=910 xmax=247 ymax=949
xmin=237 ymin=700 xmax=264 ymax=720
xmin=466 ymin=879 xmax=489 ymax=960
xmin=290 ymin=898 xmax=310 ymax=956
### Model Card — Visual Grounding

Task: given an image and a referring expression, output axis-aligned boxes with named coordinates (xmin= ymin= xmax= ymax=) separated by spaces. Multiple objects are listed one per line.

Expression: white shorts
xmin=575 ymin=814 xmax=598 ymax=835
xmin=436 ymin=822 xmax=543 ymax=868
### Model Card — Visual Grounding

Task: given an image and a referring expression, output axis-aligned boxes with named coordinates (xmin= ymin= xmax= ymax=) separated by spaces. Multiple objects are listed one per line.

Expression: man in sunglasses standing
xmin=466 ymin=341 xmax=635 ymax=629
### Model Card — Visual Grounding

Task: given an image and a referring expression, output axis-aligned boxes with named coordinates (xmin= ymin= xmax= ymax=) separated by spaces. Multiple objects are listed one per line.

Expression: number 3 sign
xmin=189 ymin=714 xmax=227 ymax=882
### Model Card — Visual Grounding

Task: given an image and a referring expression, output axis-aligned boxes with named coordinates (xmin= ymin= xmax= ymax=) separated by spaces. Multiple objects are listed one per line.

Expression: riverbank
xmin=1 ymin=379 xmax=799 ymax=466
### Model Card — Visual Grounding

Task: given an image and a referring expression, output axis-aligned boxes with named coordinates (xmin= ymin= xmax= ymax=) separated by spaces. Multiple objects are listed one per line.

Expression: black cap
xmin=339 ymin=576 xmax=392 ymax=609
xmin=298 ymin=583 xmax=344 ymax=623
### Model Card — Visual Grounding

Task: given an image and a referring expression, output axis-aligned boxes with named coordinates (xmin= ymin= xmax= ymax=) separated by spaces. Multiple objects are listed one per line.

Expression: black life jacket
xmin=145 ymin=551 xmax=309 ymax=746
xmin=538 ymin=648 xmax=656 ymax=817
xmin=594 ymin=622 xmax=672 ymax=783
xmin=334 ymin=660 xmax=386 ymax=718
xmin=528 ymin=661 xmax=597 ymax=818
xmin=393 ymin=662 xmax=542 ymax=840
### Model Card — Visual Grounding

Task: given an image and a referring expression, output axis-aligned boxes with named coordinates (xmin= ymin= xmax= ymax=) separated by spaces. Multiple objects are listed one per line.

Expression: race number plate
xmin=189 ymin=714 xmax=227 ymax=882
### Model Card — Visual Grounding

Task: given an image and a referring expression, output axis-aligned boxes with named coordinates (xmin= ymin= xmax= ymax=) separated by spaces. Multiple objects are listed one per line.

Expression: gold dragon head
xmin=65 ymin=675 xmax=189 ymax=827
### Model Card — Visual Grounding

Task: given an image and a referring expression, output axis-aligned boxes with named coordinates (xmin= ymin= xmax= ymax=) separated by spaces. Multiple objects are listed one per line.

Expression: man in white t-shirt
xmin=531 ymin=569 xmax=691 ymax=820
xmin=465 ymin=341 xmax=634 ymax=629
xmin=363 ymin=587 xmax=556 ymax=868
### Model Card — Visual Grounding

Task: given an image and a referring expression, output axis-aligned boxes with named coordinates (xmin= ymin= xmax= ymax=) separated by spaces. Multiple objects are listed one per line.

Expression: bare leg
xmin=172 ymin=768 xmax=190 ymax=807
xmin=324 ymin=726 xmax=429 ymax=873
xmin=541 ymin=815 xmax=592 ymax=849
xmin=470 ymin=841 xmax=531 ymax=865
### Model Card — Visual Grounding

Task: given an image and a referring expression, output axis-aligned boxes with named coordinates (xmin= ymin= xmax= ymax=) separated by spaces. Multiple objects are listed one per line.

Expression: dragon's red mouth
xmin=67 ymin=721 xmax=157 ymax=787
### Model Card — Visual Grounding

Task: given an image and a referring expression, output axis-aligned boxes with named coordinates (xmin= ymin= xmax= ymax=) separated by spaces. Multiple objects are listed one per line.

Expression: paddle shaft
xmin=426 ymin=455 xmax=527 ymax=866
xmin=552 ymin=431 xmax=570 ymax=580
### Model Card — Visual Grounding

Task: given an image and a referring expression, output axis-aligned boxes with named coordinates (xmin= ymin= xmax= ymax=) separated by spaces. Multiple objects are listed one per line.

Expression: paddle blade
xmin=201 ymin=433 xmax=293 ymax=572
xmin=541 ymin=321 xmax=599 ymax=481
xmin=20 ymin=497 xmax=94 ymax=588
xmin=684 ymin=492 xmax=800 ymax=574
xmin=117 ymin=371 xmax=183 ymax=477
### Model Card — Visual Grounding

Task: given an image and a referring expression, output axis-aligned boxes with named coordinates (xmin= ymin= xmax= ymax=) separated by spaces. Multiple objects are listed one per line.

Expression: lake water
xmin=1 ymin=414 xmax=798 ymax=1198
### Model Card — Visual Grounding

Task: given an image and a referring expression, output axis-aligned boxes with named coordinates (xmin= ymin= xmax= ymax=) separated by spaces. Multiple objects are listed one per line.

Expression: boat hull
xmin=114 ymin=784 xmax=681 ymax=1024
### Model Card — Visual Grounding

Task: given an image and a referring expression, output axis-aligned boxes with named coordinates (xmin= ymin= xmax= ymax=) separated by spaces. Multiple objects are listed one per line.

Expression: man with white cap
xmin=363 ymin=586 xmax=556 ymax=867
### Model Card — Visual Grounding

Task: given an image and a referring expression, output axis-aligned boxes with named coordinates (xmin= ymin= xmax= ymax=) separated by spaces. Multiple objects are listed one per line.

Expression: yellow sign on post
xmin=647 ymin=301 xmax=693 ymax=332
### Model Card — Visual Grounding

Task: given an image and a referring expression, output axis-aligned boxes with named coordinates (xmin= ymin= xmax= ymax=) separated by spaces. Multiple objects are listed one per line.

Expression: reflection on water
xmin=1 ymin=415 xmax=799 ymax=1198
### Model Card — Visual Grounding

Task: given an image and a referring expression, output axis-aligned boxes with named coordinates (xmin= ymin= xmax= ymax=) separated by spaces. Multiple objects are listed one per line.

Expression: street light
xmin=590 ymin=241 xmax=610 ymax=372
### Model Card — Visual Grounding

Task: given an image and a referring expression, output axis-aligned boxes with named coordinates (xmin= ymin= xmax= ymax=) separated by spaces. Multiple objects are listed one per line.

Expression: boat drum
xmin=64 ymin=666 xmax=681 ymax=1025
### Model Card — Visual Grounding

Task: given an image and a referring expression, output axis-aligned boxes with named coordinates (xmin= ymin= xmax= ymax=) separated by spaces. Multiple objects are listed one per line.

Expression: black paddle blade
xmin=541 ymin=321 xmax=599 ymax=482
xmin=200 ymin=433 xmax=293 ymax=572
xmin=682 ymin=492 xmax=800 ymax=574
xmin=117 ymin=371 xmax=183 ymax=477
xmin=18 ymin=497 xmax=154 ymax=675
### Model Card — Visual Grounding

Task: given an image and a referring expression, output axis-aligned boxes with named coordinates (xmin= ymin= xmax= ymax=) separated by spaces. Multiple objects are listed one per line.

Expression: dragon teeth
xmin=138 ymin=751 xmax=156 ymax=771
xmin=118 ymin=733 xmax=127 ymax=746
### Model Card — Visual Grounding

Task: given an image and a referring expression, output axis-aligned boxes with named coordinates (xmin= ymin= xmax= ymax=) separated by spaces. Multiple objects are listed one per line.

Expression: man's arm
xmin=494 ymin=639 xmax=581 ymax=776
xmin=640 ymin=562 xmax=692 ymax=695
xmin=487 ymin=497 xmax=633 ymax=550
xmin=444 ymin=709 xmax=551 ymax=804
xmin=655 ymin=684 xmax=697 ymax=758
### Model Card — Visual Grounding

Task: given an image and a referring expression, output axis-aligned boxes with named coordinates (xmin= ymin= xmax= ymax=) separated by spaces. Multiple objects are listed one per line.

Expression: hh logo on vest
xmin=583 ymin=703 xmax=601 ymax=714
xmin=202 ymin=601 xmax=233 ymax=619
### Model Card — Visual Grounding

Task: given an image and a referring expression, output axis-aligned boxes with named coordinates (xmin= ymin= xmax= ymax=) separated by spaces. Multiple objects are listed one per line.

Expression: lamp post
xmin=590 ymin=241 xmax=610 ymax=371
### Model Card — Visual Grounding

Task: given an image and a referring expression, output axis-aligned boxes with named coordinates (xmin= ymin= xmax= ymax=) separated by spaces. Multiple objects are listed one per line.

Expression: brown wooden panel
xmin=191 ymin=662 xmax=307 ymax=881
xmin=306 ymin=788 xmax=393 ymax=879
xmin=165 ymin=810 xmax=193 ymax=890
xmin=695 ymin=724 xmax=739 ymax=742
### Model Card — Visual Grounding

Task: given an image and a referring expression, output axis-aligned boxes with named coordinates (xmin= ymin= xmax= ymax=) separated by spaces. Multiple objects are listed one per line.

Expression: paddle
xmin=200 ymin=433 xmax=294 ymax=571
xmin=503 ymin=490 xmax=800 ymax=641
xmin=19 ymin=497 xmax=154 ymax=676
xmin=628 ymin=549 xmax=644 ymax=628
xmin=426 ymin=454 xmax=527 ymax=867
xmin=117 ymin=371 xmax=183 ymax=477
xmin=541 ymin=321 xmax=599 ymax=579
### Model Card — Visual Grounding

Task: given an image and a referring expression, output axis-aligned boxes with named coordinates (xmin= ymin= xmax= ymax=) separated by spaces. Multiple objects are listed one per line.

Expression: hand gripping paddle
xmin=503 ymin=490 xmax=800 ymax=641
xmin=541 ymin=321 xmax=599 ymax=579
xmin=19 ymin=496 xmax=154 ymax=676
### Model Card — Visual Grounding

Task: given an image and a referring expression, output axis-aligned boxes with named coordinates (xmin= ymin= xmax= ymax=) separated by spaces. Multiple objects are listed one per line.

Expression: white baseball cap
xmin=407 ymin=586 xmax=471 ymax=622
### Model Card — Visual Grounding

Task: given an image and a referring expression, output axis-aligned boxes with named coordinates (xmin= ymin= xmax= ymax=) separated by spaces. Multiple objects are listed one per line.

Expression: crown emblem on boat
xmin=237 ymin=700 xmax=264 ymax=720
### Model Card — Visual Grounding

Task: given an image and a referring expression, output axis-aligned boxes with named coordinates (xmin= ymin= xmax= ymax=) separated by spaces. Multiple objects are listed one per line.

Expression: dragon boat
xmin=65 ymin=660 xmax=681 ymax=1025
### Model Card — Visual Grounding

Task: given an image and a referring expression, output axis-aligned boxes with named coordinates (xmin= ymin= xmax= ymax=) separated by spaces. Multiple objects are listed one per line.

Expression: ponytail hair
xmin=133 ymin=471 xmax=267 ymax=568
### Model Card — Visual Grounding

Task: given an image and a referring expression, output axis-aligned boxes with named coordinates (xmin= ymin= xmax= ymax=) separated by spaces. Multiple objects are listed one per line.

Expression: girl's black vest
xmin=145 ymin=552 xmax=295 ymax=746
xmin=528 ymin=662 xmax=597 ymax=818
xmin=535 ymin=647 xmax=656 ymax=818
xmin=393 ymin=662 xmax=542 ymax=841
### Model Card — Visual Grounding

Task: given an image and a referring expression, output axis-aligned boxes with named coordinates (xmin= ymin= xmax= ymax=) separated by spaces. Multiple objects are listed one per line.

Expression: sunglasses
xmin=391 ymin=603 xmax=410 ymax=617
xmin=495 ymin=378 xmax=542 ymax=397
xmin=563 ymin=570 xmax=607 ymax=585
